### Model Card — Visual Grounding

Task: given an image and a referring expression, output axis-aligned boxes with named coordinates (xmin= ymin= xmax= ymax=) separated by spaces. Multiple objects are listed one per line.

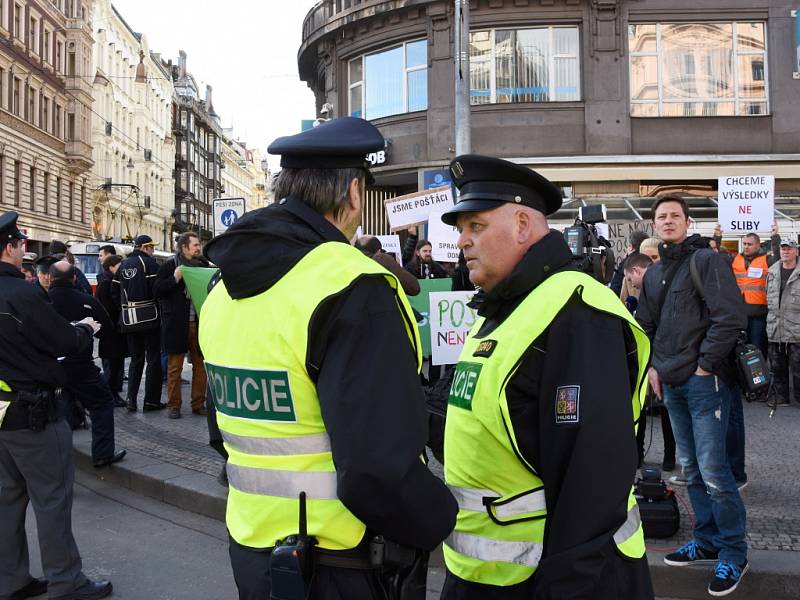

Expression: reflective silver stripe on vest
xmin=227 ymin=464 xmax=338 ymax=500
xmin=221 ymin=430 xmax=332 ymax=456
xmin=446 ymin=531 xmax=543 ymax=568
xmin=613 ymin=503 xmax=642 ymax=546
xmin=449 ymin=485 xmax=546 ymax=519
xmin=739 ymin=285 xmax=767 ymax=292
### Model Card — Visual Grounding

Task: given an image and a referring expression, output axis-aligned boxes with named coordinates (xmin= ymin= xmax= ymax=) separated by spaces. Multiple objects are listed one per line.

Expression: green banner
xmin=182 ymin=266 xmax=218 ymax=314
xmin=408 ymin=278 xmax=453 ymax=356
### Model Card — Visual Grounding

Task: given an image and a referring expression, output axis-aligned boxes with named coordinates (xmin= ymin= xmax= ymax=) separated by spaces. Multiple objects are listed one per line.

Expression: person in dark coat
xmin=49 ymin=240 xmax=93 ymax=296
xmin=47 ymin=260 xmax=126 ymax=467
xmin=111 ymin=235 xmax=164 ymax=412
xmin=405 ymin=239 xmax=448 ymax=279
xmin=153 ymin=232 xmax=210 ymax=419
xmin=96 ymin=255 xmax=127 ymax=406
xmin=0 ymin=211 xmax=113 ymax=600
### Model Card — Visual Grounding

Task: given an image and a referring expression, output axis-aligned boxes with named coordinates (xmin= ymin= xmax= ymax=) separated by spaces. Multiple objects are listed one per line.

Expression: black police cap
xmin=268 ymin=117 xmax=385 ymax=171
xmin=441 ymin=155 xmax=562 ymax=226
xmin=0 ymin=211 xmax=28 ymax=244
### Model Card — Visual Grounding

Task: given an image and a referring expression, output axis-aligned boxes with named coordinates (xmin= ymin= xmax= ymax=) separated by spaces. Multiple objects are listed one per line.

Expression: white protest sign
xmin=429 ymin=291 xmax=477 ymax=366
xmin=428 ymin=210 xmax=460 ymax=262
xmin=384 ymin=186 xmax=454 ymax=231
xmin=605 ymin=221 xmax=655 ymax=261
xmin=213 ymin=198 xmax=246 ymax=237
xmin=718 ymin=175 xmax=774 ymax=233
xmin=375 ymin=234 xmax=402 ymax=264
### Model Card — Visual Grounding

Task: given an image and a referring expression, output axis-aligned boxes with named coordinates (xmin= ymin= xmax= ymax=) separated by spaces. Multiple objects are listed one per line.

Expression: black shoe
xmin=125 ymin=400 xmax=137 ymax=413
xmin=112 ymin=394 xmax=126 ymax=408
xmin=142 ymin=402 xmax=167 ymax=412
xmin=1 ymin=577 xmax=48 ymax=600
xmin=664 ymin=540 xmax=719 ymax=566
xmin=50 ymin=580 xmax=112 ymax=600
xmin=93 ymin=450 xmax=127 ymax=468
xmin=662 ymin=458 xmax=676 ymax=472
xmin=708 ymin=560 xmax=748 ymax=597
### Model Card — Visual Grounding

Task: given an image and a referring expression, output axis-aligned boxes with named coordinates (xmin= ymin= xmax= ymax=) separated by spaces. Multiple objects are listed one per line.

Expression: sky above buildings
xmin=111 ymin=0 xmax=320 ymax=171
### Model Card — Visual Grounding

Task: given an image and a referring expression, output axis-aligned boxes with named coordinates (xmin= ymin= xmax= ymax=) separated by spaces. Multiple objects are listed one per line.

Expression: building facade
xmin=298 ymin=0 xmax=800 ymax=235
xmin=89 ymin=0 xmax=174 ymax=246
xmin=168 ymin=51 xmax=223 ymax=240
xmin=220 ymin=131 xmax=270 ymax=211
xmin=0 ymin=0 xmax=95 ymax=256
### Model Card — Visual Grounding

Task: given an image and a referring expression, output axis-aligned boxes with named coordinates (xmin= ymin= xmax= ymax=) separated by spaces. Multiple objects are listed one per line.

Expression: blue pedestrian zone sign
xmin=213 ymin=197 xmax=246 ymax=237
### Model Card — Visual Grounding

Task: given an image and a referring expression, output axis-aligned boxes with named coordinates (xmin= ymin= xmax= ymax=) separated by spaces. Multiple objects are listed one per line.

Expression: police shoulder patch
xmin=555 ymin=385 xmax=580 ymax=424
xmin=472 ymin=339 xmax=498 ymax=358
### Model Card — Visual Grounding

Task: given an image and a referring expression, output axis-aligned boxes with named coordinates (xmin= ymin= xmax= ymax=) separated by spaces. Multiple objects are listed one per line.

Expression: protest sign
xmin=606 ymin=221 xmax=655 ymax=261
xmin=384 ymin=186 xmax=455 ymax=231
xmin=182 ymin=266 xmax=218 ymax=315
xmin=428 ymin=210 xmax=460 ymax=263
xmin=429 ymin=291 xmax=477 ymax=366
xmin=718 ymin=175 xmax=774 ymax=233
xmin=375 ymin=234 xmax=402 ymax=264
xmin=408 ymin=278 xmax=453 ymax=356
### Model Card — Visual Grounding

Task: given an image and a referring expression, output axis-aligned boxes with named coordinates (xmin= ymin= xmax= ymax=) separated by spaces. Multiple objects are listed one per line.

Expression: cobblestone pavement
xmin=110 ymin=361 xmax=800 ymax=553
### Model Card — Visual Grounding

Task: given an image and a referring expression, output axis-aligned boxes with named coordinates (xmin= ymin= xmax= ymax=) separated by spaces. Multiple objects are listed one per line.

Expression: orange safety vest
xmin=732 ymin=254 xmax=768 ymax=305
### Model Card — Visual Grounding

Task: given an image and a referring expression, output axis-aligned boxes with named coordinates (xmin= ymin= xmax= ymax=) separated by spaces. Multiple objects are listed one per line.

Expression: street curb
xmin=72 ymin=430 xmax=800 ymax=599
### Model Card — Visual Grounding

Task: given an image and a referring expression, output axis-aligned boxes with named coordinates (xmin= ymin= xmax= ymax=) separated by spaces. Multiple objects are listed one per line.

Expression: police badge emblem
xmin=555 ymin=385 xmax=580 ymax=424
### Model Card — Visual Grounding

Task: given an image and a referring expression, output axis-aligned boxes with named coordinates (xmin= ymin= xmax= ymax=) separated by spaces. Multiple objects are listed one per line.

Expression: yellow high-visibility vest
xmin=199 ymin=241 xmax=421 ymax=549
xmin=444 ymin=271 xmax=650 ymax=586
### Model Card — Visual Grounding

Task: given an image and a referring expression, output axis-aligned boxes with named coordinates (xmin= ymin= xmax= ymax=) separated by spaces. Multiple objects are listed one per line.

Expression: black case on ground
xmin=636 ymin=492 xmax=680 ymax=539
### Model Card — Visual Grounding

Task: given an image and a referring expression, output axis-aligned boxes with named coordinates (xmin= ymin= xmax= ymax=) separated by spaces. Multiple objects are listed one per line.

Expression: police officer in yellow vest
xmin=438 ymin=156 xmax=654 ymax=600
xmin=199 ymin=117 xmax=457 ymax=600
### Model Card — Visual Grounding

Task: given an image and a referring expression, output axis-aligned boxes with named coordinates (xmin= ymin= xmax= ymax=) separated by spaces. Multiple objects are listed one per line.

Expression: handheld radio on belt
xmin=269 ymin=492 xmax=317 ymax=600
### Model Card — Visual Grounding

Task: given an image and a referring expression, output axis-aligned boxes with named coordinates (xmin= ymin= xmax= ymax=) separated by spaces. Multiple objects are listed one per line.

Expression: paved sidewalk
xmin=73 ymin=363 xmax=800 ymax=598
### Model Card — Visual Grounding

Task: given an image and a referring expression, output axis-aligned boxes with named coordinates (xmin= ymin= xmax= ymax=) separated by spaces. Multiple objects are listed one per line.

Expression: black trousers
xmin=102 ymin=357 xmax=125 ymax=393
xmin=768 ymin=342 xmax=800 ymax=404
xmin=229 ymin=538 xmax=389 ymax=600
xmin=126 ymin=329 xmax=162 ymax=406
xmin=636 ymin=403 xmax=676 ymax=466
xmin=65 ymin=360 xmax=116 ymax=461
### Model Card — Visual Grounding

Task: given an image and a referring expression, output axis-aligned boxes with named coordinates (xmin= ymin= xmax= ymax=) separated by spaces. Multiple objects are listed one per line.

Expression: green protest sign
xmin=408 ymin=278 xmax=453 ymax=356
xmin=181 ymin=266 xmax=218 ymax=314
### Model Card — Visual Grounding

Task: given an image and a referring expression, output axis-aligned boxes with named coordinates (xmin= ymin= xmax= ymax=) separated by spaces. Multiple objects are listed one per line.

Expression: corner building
xmin=298 ymin=0 xmax=800 ymax=232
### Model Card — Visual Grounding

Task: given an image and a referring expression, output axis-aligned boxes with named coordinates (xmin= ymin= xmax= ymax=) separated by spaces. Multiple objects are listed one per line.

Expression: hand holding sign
xmin=385 ymin=186 xmax=455 ymax=231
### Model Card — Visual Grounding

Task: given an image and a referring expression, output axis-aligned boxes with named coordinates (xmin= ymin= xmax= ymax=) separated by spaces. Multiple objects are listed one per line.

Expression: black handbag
xmin=120 ymin=257 xmax=159 ymax=332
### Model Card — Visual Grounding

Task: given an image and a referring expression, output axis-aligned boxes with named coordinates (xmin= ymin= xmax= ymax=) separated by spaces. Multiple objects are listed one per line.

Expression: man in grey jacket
xmin=636 ymin=195 xmax=748 ymax=597
xmin=766 ymin=239 xmax=800 ymax=407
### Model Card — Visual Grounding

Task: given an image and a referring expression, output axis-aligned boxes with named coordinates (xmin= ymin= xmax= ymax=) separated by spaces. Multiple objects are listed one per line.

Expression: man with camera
xmin=112 ymin=235 xmax=164 ymax=413
xmin=438 ymin=155 xmax=653 ymax=600
xmin=636 ymin=195 xmax=748 ymax=597
xmin=0 ymin=211 xmax=112 ymax=600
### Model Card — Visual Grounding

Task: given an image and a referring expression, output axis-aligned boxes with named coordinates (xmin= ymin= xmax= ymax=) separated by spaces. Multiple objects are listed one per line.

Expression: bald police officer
xmin=199 ymin=118 xmax=457 ymax=600
xmin=0 ymin=212 xmax=113 ymax=600
xmin=438 ymin=156 xmax=654 ymax=599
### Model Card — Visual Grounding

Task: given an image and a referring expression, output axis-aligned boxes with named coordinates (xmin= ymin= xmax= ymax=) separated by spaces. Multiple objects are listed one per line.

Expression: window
xmin=56 ymin=176 xmax=61 ymax=217
xmin=13 ymin=3 xmax=21 ymax=40
xmin=42 ymin=96 xmax=49 ymax=133
xmin=13 ymin=160 xmax=20 ymax=207
xmin=26 ymin=85 xmax=34 ymax=123
xmin=29 ymin=166 xmax=35 ymax=209
xmin=0 ymin=68 xmax=4 ymax=110
xmin=469 ymin=26 xmax=580 ymax=105
xmin=348 ymin=39 xmax=428 ymax=120
xmin=629 ymin=22 xmax=768 ymax=117
xmin=12 ymin=77 xmax=20 ymax=115
xmin=43 ymin=171 xmax=49 ymax=214
xmin=44 ymin=29 xmax=51 ymax=63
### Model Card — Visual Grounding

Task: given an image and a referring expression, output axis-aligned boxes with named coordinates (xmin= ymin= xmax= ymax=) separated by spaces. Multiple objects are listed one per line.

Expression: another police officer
xmin=199 ymin=118 xmax=457 ymax=600
xmin=0 ymin=212 xmax=113 ymax=600
xmin=438 ymin=156 xmax=654 ymax=599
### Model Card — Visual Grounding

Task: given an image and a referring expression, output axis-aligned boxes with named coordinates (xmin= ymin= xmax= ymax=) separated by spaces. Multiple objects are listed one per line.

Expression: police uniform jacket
xmin=0 ymin=261 xmax=94 ymax=428
xmin=203 ymin=197 xmax=458 ymax=552
xmin=111 ymin=249 xmax=159 ymax=313
xmin=444 ymin=231 xmax=653 ymax=600
xmin=47 ymin=279 xmax=113 ymax=364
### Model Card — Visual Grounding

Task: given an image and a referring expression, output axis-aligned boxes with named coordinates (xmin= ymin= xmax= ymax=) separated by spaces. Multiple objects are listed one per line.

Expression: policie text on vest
xmin=205 ymin=362 xmax=296 ymax=421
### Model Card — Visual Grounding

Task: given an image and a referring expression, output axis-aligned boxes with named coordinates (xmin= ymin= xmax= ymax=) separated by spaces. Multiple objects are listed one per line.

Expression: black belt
xmin=315 ymin=548 xmax=373 ymax=570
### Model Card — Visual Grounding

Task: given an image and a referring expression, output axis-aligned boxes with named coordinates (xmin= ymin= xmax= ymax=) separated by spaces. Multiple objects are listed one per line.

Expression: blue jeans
xmin=726 ymin=386 xmax=746 ymax=484
xmin=746 ymin=315 xmax=768 ymax=356
xmin=663 ymin=374 xmax=747 ymax=565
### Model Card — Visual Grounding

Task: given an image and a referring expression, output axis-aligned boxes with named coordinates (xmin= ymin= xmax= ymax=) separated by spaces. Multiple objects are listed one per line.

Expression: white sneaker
xmin=669 ymin=474 xmax=688 ymax=486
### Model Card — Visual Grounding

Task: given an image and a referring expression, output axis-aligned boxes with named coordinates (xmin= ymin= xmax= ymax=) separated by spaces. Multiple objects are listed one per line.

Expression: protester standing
xmin=112 ymin=235 xmax=164 ymax=413
xmin=96 ymin=255 xmax=127 ymax=407
xmin=406 ymin=239 xmax=447 ymax=279
xmin=154 ymin=232 xmax=210 ymax=419
xmin=355 ymin=236 xmax=420 ymax=296
xmin=637 ymin=196 xmax=748 ymax=596
xmin=766 ymin=239 xmax=800 ymax=407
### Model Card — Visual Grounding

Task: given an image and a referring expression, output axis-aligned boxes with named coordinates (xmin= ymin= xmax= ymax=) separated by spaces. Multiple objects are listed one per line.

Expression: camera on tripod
xmin=562 ymin=204 xmax=615 ymax=284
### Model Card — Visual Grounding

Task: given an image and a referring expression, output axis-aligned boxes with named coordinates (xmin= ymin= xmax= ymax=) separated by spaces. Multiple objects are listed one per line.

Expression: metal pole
xmin=454 ymin=0 xmax=471 ymax=155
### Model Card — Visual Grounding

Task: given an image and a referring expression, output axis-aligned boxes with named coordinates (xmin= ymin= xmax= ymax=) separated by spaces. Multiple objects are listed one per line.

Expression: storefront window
xmin=629 ymin=22 xmax=768 ymax=117
xmin=469 ymin=26 xmax=581 ymax=105
xmin=348 ymin=39 xmax=428 ymax=120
